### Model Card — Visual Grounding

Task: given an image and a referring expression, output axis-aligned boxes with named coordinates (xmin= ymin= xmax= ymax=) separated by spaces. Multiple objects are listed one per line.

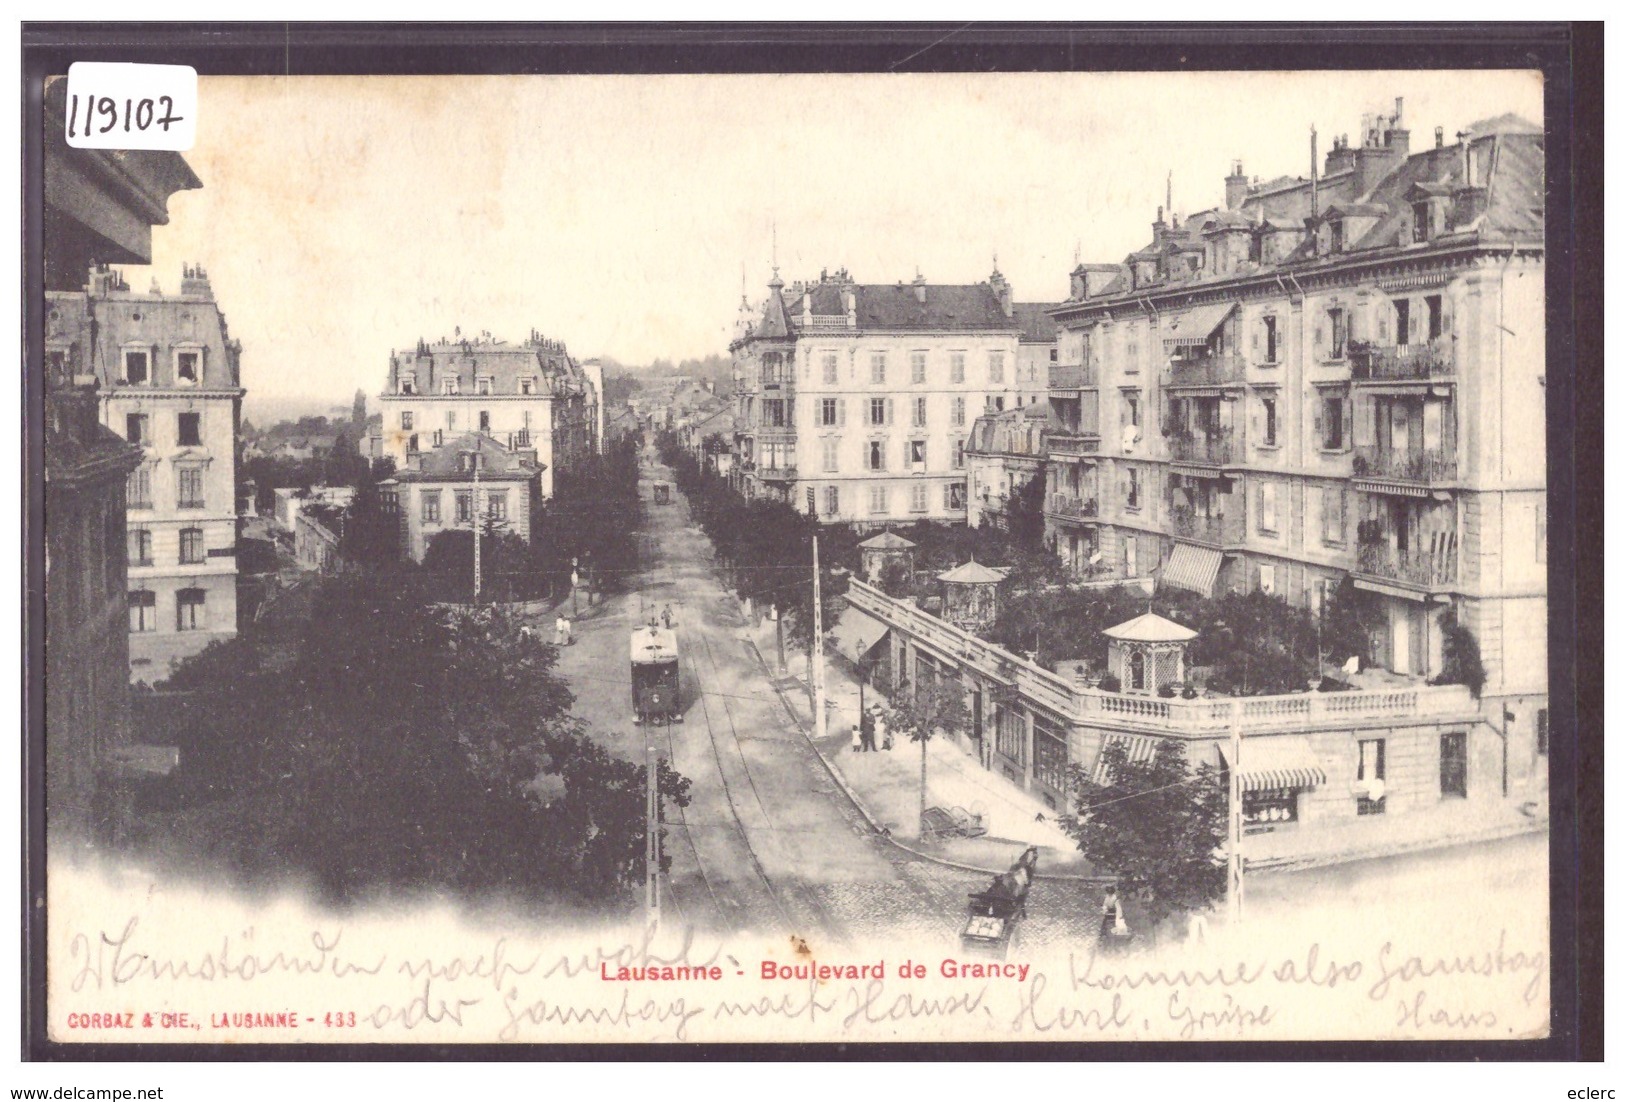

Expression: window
xmin=443 ymin=376 xmax=462 ymax=396
xmin=399 ymin=373 xmax=417 ymax=395
xmin=128 ymin=590 xmax=156 ymax=633
xmin=952 ymin=438 xmax=966 ymax=469
xmin=421 ymin=490 xmax=442 ymax=524
xmin=178 ymin=412 xmax=202 ymax=447
xmin=401 ymin=411 xmax=415 ymax=431
xmin=1257 ymin=481 xmax=1278 ymax=534
xmin=1126 ymin=467 xmax=1141 ymax=510
xmin=176 ymin=350 xmax=199 ymax=383
xmin=179 ymin=527 xmax=205 ymax=565
xmin=950 ymin=352 xmax=966 ymax=384
xmin=1440 ymin=732 xmax=1468 ymax=798
xmin=477 ymin=376 xmax=493 ymax=396
xmin=823 ymin=485 xmax=840 ymax=516
xmin=910 ymin=483 xmax=929 ymax=512
xmin=1125 ymin=535 xmax=1139 ymax=577
xmin=1125 ymin=392 xmax=1140 ymax=428
xmin=1319 ymin=392 xmax=1346 ymax=450
xmin=947 ymin=481 xmax=966 ymax=510
xmin=1536 ymin=503 xmax=1546 ymax=564
xmin=520 ymin=377 xmax=534 ymax=396
xmin=1328 ymin=219 xmax=1344 ymax=252
xmin=822 ymin=353 xmax=839 ymax=385
xmin=911 ymin=351 xmax=927 ymax=384
xmin=479 ymin=411 xmax=491 ymax=433
xmin=1261 ymin=396 xmax=1278 ymax=446
xmin=912 ymin=396 xmax=927 ymax=427
xmin=867 ymin=440 xmax=886 ymax=471
xmin=952 ymin=397 xmax=966 ymax=427
xmin=869 ymin=352 xmax=887 ymax=385
xmin=1412 ymin=201 xmax=1430 ymax=243
xmin=988 ymin=351 xmax=1005 ymax=383
xmin=1033 ymin=718 xmax=1068 ymax=794
xmin=125 ymin=414 xmax=149 ymax=445
xmin=176 ymin=588 xmax=206 ymax=631
xmin=1357 ymin=737 xmax=1386 ymax=815
xmin=408 ymin=434 xmax=420 ymax=454
xmin=177 ymin=468 xmax=205 ymax=510
xmin=1425 ymin=295 xmax=1443 ymax=341
xmin=818 ymin=398 xmax=838 ymax=427
xmin=127 ymin=528 xmax=152 ymax=566
xmin=908 ymin=440 xmax=927 ymax=470
xmin=868 ymin=485 xmax=888 ymax=515
xmin=994 ymin=705 xmax=1026 ymax=765
xmin=1394 ymin=298 xmax=1411 ymax=346
xmin=1310 ymin=576 xmax=1335 ymax=618
xmin=1327 ymin=307 xmax=1347 ymax=359
xmin=1320 ymin=486 xmax=1346 ymax=544
xmin=455 ymin=490 xmax=474 ymax=523
xmin=1258 ymin=562 xmax=1276 ymax=595
xmin=127 ymin=467 xmax=152 ymax=509
xmin=869 ymin=397 xmax=890 ymax=426
xmin=1537 ymin=708 xmax=1549 ymax=756
xmin=123 ymin=350 xmax=149 ymax=385
xmin=821 ymin=438 xmax=839 ymax=473
xmin=1262 ymin=316 xmax=1279 ymax=363
xmin=489 ymin=491 xmax=508 ymax=521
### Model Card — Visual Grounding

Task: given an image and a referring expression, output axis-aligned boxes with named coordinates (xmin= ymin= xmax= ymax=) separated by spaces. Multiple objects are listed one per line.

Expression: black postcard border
xmin=20 ymin=21 xmax=1602 ymax=1064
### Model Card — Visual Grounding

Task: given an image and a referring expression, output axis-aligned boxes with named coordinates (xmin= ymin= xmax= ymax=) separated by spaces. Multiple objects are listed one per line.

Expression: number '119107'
xmin=66 ymin=93 xmax=184 ymax=138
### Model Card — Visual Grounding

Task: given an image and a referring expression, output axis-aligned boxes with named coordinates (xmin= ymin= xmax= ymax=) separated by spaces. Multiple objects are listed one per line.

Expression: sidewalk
xmin=745 ymin=613 xmax=1098 ymax=879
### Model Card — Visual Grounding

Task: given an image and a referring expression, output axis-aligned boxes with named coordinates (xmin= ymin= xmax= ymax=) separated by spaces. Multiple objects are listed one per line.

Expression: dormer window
xmin=520 ymin=377 xmax=535 ymax=396
xmin=1411 ymin=201 xmax=1431 ymax=243
xmin=442 ymin=377 xmax=460 ymax=395
xmin=1329 ymin=218 xmax=1345 ymax=252
xmin=476 ymin=376 xmax=493 ymax=396
xmin=175 ymin=349 xmax=200 ymax=384
xmin=399 ymin=373 xmax=417 ymax=395
xmin=122 ymin=348 xmax=150 ymax=385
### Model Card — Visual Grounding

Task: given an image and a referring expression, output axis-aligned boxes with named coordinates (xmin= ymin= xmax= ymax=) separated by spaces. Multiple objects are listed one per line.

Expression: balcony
xmin=1349 ymin=340 xmax=1454 ymax=384
xmin=1048 ymin=362 xmax=1098 ymax=390
xmin=1048 ymin=430 xmax=1101 ymax=456
xmin=758 ymin=465 xmax=798 ymax=482
xmin=1356 ymin=539 xmax=1457 ymax=592
xmin=1168 ymin=504 xmax=1246 ymax=549
xmin=759 ymin=373 xmax=795 ymax=393
xmin=1047 ymin=494 xmax=1099 ymax=521
xmin=1353 ymin=445 xmax=1458 ymax=488
xmin=1168 ymin=428 xmax=1242 ymax=468
xmin=1164 ymin=354 xmax=1247 ymax=389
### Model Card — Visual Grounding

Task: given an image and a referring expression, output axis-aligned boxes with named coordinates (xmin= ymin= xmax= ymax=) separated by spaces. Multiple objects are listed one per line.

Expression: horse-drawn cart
xmin=959 ymin=846 xmax=1038 ymax=960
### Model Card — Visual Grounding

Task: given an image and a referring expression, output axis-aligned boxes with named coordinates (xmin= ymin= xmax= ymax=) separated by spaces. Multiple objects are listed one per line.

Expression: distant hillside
xmin=600 ymin=353 xmax=732 ymax=396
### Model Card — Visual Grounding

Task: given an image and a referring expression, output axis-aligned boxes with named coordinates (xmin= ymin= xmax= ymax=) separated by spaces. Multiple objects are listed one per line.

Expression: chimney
xmin=1435 ymin=126 xmax=1445 ymax=149
xmin=1069 ymin=265 xmax=1088 ymax=301
xmin=844 ymin=287 xmax=857 ymax=327
xmin=912 ymin=271 xmax=927 ymax=304
xmin=1325 ymin=133 xmax=1357 ymax=177
xmin=180 ymin=264 xmax=213 ymax=299
xmin=989 ymin=267 xmax=1013 ymax=317
xmin=1225 ymin=159 xmax=1249 ymax=210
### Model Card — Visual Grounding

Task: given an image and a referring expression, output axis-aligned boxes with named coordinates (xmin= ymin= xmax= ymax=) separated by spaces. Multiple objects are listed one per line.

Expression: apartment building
xmin=730 ymin=266 xmax=1059 ymax=526
xmin=48 ymin=264 xmax=246 ymax=682
xmin=965 ymin=404 xmax=1055 ymax=530
xmin=377 ymin=330 xmax=599 ymax=498
xmin=1046 ymin=101 xmax=1546 ymax=768
xmin=380 ymin=432 xmax=544 ymax=564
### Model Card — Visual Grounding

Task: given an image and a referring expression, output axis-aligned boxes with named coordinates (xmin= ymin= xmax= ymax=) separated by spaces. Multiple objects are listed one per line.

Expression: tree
xmin=1063 ymin=738 xmax=1226 ymax=941
xmin=1435 ymin=610 xmax=1486 ymax=696
xmin=880 ymin=674 xmax=971 ymax=835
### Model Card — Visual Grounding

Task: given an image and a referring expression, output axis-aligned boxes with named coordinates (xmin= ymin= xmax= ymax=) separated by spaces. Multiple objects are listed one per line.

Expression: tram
xmin=630 ymin=623 xmax=682 ymax=725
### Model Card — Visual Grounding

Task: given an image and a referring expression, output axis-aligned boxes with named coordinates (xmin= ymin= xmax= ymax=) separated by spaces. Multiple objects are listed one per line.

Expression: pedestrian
xmin=562 ymin=616 xmax=574 ymax=646
xmin=851 ymin=720 xmax=862 ymax=753
xmin=859 ymin=709 xmax=877 ymax=752
xmin=661 ymin=604 xmax=674 ymax=629
xmin=1100 ymin=887 xmax=1122 ymax=940
xmin=553 ymin=615 xmax=567 ymax=647
xmin=875 ymin=705 xmax=892 ymax=750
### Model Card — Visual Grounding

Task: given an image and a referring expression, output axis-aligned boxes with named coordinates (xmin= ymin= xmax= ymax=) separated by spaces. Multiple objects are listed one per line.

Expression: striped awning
xmin=1162 ymin=303 xmax=1236 ymax=348
xmin=1091 ymin=734 xmax=1162 ymax=785
xmin=1222 ymin=736 xmax=1328 ymax=792
xmin=1160 ymin=541 xmax=1224 ymax=597
xmin=826 ymin=605 xmax=890 ymax=665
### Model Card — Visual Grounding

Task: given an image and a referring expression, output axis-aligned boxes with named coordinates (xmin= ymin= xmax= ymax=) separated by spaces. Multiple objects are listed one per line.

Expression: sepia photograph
xmin=23 ymin=25 xmax=1590 ymax=1062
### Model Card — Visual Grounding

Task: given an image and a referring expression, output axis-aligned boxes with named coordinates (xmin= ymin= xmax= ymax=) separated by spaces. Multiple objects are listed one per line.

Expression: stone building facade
xmin=730 ymin=267 xmax=1059 ymax=527
xmin=1044 ymin=101 xmax=1547 ymax=788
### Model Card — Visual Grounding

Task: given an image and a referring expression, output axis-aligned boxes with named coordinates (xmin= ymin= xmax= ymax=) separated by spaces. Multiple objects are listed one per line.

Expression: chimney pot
xmin=1435 ymin=126 xmax=1445 ymax=149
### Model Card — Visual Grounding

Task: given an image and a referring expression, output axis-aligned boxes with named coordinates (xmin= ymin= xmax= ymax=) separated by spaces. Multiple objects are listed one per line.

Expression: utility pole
xmin=472 ymin=446 xmax=482 ymax=599
xmin=776 ymin=603 xmax=786 ymax=674
xmin=1227 ymin=700 xmax=1243 ymax=925
xmin=812 ymin=535 xmax=827 ymax=743
xmin=645 ymin=721 xmax=661 ymax=929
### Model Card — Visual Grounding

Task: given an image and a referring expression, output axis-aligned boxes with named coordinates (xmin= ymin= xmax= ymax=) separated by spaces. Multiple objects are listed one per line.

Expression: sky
xmin=134 ymin=70 xmax=1543 ymax=418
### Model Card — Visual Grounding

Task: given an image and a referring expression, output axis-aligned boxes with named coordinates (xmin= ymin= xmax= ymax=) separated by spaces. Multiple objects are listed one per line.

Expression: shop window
xmin=1356 ymin=737 xmax=1386 ymax=815
xmin=1243 ymin=788 xmax=1299 ymax=831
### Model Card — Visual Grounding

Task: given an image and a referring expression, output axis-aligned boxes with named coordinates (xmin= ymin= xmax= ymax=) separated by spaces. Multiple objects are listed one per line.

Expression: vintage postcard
xmin=32 ymin=49 xmax=1565 ymax=1050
